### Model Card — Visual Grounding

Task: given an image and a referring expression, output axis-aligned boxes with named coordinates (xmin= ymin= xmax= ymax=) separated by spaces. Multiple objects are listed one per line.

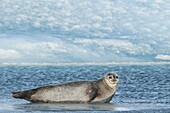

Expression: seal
xmin=12 ymin=72 xmax=119 ymax=103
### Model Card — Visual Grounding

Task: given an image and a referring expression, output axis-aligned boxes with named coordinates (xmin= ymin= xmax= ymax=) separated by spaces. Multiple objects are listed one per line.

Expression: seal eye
xmin=108 ymin=76 xmax=112 ymax=79
xmin=115 ymin=76 xmax=118 ymax=79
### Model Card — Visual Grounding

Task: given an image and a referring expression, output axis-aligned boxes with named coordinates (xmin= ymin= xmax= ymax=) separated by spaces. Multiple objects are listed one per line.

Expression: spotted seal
xmin=12 ymin=72 xmax=119 ymax=103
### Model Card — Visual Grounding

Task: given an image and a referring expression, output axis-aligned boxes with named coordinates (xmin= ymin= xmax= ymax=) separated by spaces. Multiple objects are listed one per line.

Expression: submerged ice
xmin=0 ymin=0 xmax=170 ymax=63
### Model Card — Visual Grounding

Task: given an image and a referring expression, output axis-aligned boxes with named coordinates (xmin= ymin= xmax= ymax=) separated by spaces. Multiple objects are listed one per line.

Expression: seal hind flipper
xmin=12 ymin=89 xmax=38 ymax=100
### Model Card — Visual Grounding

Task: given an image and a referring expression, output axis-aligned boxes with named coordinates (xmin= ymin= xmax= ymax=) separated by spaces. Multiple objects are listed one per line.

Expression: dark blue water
xmin=0 ymin=65 xmax=170 ymax=112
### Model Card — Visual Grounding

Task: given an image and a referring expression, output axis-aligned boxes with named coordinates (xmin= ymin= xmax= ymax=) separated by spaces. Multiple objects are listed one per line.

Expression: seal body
xmin=12 ymin=73 xmax=119 ymax=103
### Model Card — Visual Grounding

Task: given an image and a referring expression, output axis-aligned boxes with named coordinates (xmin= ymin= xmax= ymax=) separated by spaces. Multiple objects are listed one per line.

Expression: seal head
xmin=104 ymin=72 xmax=119 ymax=89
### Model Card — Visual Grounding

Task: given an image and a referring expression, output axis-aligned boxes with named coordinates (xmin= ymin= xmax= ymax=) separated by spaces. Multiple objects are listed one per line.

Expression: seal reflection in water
xmin=12 ymin=72 xmax=119 ymax=103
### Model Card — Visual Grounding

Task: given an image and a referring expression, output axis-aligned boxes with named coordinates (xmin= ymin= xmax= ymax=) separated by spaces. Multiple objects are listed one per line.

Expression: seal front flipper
xmin=86 ymin=84 xmax=98 ymax=102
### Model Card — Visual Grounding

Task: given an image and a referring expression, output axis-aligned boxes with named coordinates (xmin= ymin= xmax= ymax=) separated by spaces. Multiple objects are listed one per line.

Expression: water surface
xmin=0 ymin=65 xmax=170 ymax=112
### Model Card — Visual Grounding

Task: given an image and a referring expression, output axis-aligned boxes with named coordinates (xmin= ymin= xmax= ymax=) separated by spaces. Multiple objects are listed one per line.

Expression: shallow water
xmin=0 ymin=65 xmax=170 ymax=112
